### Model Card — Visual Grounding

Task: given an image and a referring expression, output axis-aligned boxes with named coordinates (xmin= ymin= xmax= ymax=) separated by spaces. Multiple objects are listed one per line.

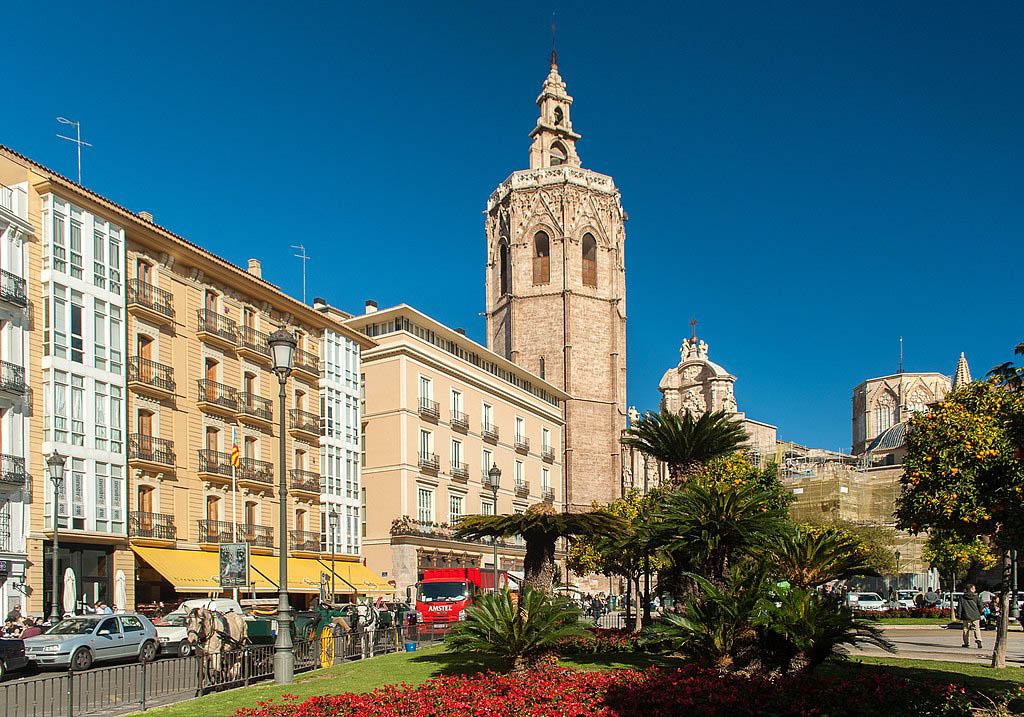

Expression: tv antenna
xmin=55 ymin=117 xmax=92 ymax=184
xmin=898 ymin=336 xmax=904 ymax=374
xmin=291 ymin=244 xmax=310 ymax=304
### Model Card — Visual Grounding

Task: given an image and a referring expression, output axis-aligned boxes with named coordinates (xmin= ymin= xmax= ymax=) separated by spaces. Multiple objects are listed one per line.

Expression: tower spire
xmin=551 ymin=14 xmax=557 ymax=67
xmin=953 ymin=352 xmax=972 ymax=388
xmin=528 ymin=38 xmax=582 ymax=170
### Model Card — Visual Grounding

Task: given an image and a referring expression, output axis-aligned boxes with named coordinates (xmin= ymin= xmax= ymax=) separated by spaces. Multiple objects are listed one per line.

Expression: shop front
xmin=43 ymin=541 xmax=114 ymax=615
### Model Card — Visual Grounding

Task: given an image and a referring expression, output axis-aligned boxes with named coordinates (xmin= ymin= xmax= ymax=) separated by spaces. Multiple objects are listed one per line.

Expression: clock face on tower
xmin=553 ymin=107 xmax=563 ymax=126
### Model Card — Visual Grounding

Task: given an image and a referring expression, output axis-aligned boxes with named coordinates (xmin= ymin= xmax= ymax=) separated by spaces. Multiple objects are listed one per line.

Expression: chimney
xmin=455 ymin=328 xmax=466 ymax=336
xmin=247 ymin=259 xmax=262 ymax=279
xmin=313 ymin=297 xmax=328 ymax=312
xmin=365 ymin=300 xmax=378 ymax=314
xmin=138 ymin=211 xmax=153 ymax=223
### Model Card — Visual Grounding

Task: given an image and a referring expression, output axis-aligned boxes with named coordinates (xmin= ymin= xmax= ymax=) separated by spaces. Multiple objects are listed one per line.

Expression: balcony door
xmin=206 ymin=496 xmax=220 ymax=540
xmin=138 ymin=486 xmax=154 ymax=532
xmin=205 ymin=290 xmax=216 ymax=314
xmin=206 ymin=427 xmax=220 ymax=467
xmin=137 ymin=335 xmax=153 ymax=381
xmin=244 ymin=501 xmax=257 ymax=528
xmin=137 ymin=409 xmax=153 ymax=438
xmin=205 ymin=359 xmax=218 ymax=401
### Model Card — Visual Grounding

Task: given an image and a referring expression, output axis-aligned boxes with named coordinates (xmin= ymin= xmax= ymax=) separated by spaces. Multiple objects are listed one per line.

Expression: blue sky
xmin=4 ymin=2 xmax=1021 ymax=451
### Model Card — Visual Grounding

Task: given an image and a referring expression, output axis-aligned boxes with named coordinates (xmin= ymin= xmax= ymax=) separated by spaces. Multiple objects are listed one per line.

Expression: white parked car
xmin=846 ymin=592 xmax=888 ymax=611
xmin=895 ymin=590 xmax=919 ymax=609
xmin=155 ymin=598 xmax=243 ymax=657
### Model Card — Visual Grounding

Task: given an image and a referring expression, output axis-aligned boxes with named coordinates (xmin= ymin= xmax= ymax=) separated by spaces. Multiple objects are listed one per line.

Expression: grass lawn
xmin=125 ymin=647 xmax=679 ymax=717
xmin=828 ymin=655 xmax=1024 ymax=700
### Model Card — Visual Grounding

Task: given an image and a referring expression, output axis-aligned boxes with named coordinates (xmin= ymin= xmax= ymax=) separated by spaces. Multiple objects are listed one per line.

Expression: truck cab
xmin=414 ymin=568 xmax=506 ymax=629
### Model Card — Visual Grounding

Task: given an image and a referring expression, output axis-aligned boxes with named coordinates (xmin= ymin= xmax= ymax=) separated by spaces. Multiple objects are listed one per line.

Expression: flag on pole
xmin=231 ymin=443 xmax=240 ymax=467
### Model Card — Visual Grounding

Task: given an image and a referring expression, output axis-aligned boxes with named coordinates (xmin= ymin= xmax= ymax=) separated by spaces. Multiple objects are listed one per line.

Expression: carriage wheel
xmin=319 ymin=626 xmax=336 ymax=667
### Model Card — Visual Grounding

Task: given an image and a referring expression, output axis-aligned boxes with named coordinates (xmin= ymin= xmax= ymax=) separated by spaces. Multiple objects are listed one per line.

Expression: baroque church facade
xmin=484 ymin=57 xmax=628 ymax=511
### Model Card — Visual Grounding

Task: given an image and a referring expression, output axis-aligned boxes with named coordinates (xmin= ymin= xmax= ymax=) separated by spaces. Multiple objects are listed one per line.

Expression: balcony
xmin=128 ymin=434 xmax=176 ymax=471
xmin=238 ymin=392 xmax=273 ymax=426
xmin=0 ymin=454 xmax=26 ymax=489
xmin=515 ymin=436 xmax=530 ymax=454
xmin=237 ymin=456 xmax=274 ymax=489
xmin=293 ymin=347 xmax=319 ymax=381
xmin=418 ymin=452 xmax=439 ymax=472
xmin=197 ymin=449 xmax=233 ymax=481
xmin=450 ymin=410 xmax=468 ymax=432
xmin=126 ymin=279 xmax=174 ymax=326
xmin=542 ymin=446 xmax=555 ymax=462
xmin=288 ymin=409 xmax=321 ymax=440
xmin=289 ymin=469 xmax=321 ymax=496
xmin=451 ymin=461 xmax=469 ymax=482
xmin=0 ymin=183 xmax=27 ymax=221
xmin=0 ymin=361 xmax=25 ymax=403
xmin=197 ymin=380 xmax=238 ymax=417
xmin=128 ymin=512 xmax=176 ymax=543
xmin=0 ymin=269 xmax=27 ymax=309
xmin=482 ymin=422 xmax=499 ymax=443
xmin=418 ymin=398 xmax=439 ymax=421
xmin=515 ymin=480 xmax=530 ymax=498
xmin=542 ymin=487 xmax=555 ymax=503
xmin=128 ymin=357 xmax=176 ymax=399
xmin=196 ymin=310 xmax=238 ymax=349
xmin=290 ymin=530 xmax=321 ymax=553
xmin=199 ymin=520 xmax=273 ymax=549
xmin=390 ymin=516 xmax=513 ymax=548
xmin=238 ymin=326 xmax=272 ymax=364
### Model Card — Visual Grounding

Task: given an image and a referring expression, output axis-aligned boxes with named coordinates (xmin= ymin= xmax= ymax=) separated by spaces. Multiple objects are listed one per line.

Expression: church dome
xmin=868 ymin=421 xmax=908 ymax=452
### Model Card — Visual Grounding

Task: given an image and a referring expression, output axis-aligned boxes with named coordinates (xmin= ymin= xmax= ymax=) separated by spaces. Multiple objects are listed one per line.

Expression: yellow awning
xmin=327 ymin=559 xmax=395 ymax=594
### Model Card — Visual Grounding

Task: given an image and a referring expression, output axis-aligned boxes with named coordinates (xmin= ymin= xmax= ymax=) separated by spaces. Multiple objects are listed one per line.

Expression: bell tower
xmin=484 ymin=56 xmax=628 ymax=512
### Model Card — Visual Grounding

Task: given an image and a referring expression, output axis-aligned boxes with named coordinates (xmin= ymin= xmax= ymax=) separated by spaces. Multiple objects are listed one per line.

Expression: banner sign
xmin=219 ymin=542 xmax=249 ymax=588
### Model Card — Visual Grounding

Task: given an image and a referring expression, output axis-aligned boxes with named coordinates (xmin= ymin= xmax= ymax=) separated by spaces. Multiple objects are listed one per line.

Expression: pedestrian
xmin=20 ymin=617 xmax=42 ymax=639
xmin=95 ymin=601 xmax=113 ymax=615
xmin=924 ymin=586 xmax=939 ymax=607
xmin=5 ymin=605 xmax=21 ymax=623
xmin=959 ymin=583 xmax=984 ymax=649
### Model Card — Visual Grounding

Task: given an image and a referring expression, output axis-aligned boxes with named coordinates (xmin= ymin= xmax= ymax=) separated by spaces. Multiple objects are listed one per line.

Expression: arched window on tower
xmin=550 ymin=142 xmax=567 ymax=167
xmin=498 ymin=240 xmax=510 ymax=295
xmin=582 ymin=233 xmax=597 ymax=287
xmin=874 ymin=392 xmax=898 ymax=435
xmin=539 ymin=357 xmax=545 ymax=379
xmin=533 ymin=231 xmax=550 ymax=285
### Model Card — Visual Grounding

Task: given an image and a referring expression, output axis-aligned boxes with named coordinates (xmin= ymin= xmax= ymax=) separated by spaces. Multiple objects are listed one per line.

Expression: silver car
xmin=24 ymin=614 xmax=158 ymax=671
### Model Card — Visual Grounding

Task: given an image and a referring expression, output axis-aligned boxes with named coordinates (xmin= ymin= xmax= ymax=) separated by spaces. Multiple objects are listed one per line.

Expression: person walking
xmin=959 ymin=583 xmax=984 ymax=648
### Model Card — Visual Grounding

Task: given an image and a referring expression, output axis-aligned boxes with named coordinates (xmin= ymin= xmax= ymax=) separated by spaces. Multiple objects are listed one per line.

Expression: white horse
xmin=185 ymin=607 xmax=248 ymax=685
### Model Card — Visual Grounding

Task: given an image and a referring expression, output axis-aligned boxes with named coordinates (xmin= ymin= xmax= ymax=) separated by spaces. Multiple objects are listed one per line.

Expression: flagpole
xmin=232 ymin=427 xmax=239 ymax=603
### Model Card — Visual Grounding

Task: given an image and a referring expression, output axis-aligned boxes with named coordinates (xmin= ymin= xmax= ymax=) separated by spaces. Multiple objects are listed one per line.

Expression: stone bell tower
xmin=485 ymin=55 xmax=628 ymax=512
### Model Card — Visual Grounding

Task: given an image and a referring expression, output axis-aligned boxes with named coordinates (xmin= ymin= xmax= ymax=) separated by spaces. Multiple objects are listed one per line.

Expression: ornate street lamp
xmin=47 ymin=450 xmax=67 ymax=624
xmin=268 ymin=327 xmax=296 ymax=684
xmin=487 ymin=463 xmax=501 ymax=592
xmin=329 ymin=506 xmax=339 ymax=602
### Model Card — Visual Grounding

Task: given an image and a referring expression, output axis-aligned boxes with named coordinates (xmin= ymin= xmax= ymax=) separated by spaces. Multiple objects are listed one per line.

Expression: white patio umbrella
xmin=115 ymin=570 xmax=127 ymax=613
xmin=62 ymin=567 xmax=76 ymax=615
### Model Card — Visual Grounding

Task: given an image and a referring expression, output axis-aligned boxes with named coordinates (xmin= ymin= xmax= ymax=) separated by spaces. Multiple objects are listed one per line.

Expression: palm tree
xmin=454 ymin=502 xmax=622 ymax=593
xmin=768 ymin=526 xmax=877 ymax=590
xmin=621 ymin=408 xmax=748 ymax=483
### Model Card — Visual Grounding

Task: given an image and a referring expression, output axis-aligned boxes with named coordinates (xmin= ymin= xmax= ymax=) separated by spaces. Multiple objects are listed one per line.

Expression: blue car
xmin=24 ymin=614 xmax=158 ymax=671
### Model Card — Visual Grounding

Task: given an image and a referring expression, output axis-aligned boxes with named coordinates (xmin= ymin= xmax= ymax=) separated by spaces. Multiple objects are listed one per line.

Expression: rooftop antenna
xmin=291 ymin=244 xmax=309 ymax=304
xmin=55 ymin=117 xmax=92 ymax=185
xmin=898 ymin=336 xmax=904 ymax=374
xmin=551 ymin=12 xmax=557 ymax=66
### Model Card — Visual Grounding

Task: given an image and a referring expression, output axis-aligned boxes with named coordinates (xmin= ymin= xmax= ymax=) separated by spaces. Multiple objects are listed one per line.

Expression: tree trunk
xmin=633 ymin=576 xmax=643 ymax=632
xmin=992 ymin=548 xmax=1012 ymax=668
xmin=522 ymin=536 xmax=556 ymax=594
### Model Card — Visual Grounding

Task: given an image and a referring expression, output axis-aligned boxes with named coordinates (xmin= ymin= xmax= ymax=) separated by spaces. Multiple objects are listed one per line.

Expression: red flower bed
xmin=853 ymin=607 xmax=948 ymax=619
xmin=558 ymin=627 xmax=640 ymax=654
xmin=236 ymin=666 xmax=970 ymax=716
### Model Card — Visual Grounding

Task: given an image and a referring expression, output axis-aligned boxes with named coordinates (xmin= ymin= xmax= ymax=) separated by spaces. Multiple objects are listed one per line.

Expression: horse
xmin=185 ymin=607 xmax=248 ymax=685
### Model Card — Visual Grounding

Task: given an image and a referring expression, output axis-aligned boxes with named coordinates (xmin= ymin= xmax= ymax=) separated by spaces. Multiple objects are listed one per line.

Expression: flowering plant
xmin=557 ymin=627 xmax=640 ymax=654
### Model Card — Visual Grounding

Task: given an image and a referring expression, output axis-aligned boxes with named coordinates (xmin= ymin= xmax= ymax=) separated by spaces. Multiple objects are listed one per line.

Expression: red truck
xmin=414 ymin=568 xmax=508 ymax=630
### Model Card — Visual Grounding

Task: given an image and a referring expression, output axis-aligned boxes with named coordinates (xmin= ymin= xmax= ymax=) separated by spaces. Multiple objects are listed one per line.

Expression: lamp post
xmin=269 ymin=327 xmax=296 ymax=684
xmin=642 ymin=455 xmax=652 ymax=626
xmin=47 ymin=451 xmax=67 ymax=624
xmin=329 ymin=506 xmax=339 ymax=602
xmin=487 ymin=464 xmax=501 ymax=592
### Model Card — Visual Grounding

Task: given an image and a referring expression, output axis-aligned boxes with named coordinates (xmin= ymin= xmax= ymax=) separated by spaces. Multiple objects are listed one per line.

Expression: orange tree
xmin=895 ymin=378 xmax=1024 ymax=667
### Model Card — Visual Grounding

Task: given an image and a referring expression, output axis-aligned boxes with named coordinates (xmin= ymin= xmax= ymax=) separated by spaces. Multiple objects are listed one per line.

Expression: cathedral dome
xmin=867 ymin=421 xmax=908 ymax=452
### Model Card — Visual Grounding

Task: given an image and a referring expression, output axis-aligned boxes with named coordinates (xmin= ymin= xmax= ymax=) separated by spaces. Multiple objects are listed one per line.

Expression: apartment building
xmin=0 ymin=173 xmax=31 ymax=616
xmin=0 ymin=145 xmax=390 ymax=615
xmin=346 ymin=303 xmax=567 ymax=595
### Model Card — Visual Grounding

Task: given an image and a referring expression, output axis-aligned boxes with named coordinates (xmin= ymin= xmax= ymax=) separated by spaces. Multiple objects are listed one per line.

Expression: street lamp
xmin=487 ymin=463 xmax=501 ymax=592
xmin=47 ymin=450 xmax=67 ymax=624
xmin=269 ymin=326 xmax=296 ymax=685
xmin=329 ymin=506 xmax=339 ymax=602
xmin=642 ymin=455 xmax=652 ymax=626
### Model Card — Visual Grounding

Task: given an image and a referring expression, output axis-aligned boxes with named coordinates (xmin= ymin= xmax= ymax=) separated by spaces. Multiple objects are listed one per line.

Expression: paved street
xmin=849 ymin=626 xmax=1024 ymax=665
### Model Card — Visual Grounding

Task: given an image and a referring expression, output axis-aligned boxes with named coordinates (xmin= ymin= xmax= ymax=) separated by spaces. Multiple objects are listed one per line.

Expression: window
xmin=542 ymin=468 xmax=550 ymax=491
xmin=481 ymin=500 xmax=494 ymax=516
xmin=71 ymin=375 xmax=84 ymax=446
xmin=93 ymin=228 xmax=106 ymax=288
xmin=95 ymin=382 xmax=108 ymax=451
xmin=108 ymin=230 xmax=122 ymax=295
xmin=52 ymin=285 xmax=68 ymax=358
xmin=874 ymin=393 xmax=897 ymax=434
xmin=417 ymin=488 xmax=433 ymax=524
xmin=206 ymin=495 xmax=220 ymax=522
xmin=121 ymin=616 xmax=144 ymax=633
xmin=70 ymin=290 xmax=84 ymax=363
xmin=533 ymin=231 xmax=550 ymax=284
xmin=908 ymin=388 xmax=930 ymax=414
xmin=515 ymin=460 xmax=524 ymax=487
xmin=419 ymin=376 xmax=432 ymax=401
xmin=71 ymin=458 xmax=85 ymax=525
xmin=50 ymin=370 xmax=69 ymax=444
xmin=451 ymin=389 xmax=462 ymax=415
xmin=449 ymin=495 xmax=464 ymax=525
xmin=539 ymin=356 xmax=545 ymax=379
xmin=482 ymin=449 xmax=492 ymax=477
xmin=94 ymin=300 xmax=107 ymax=370
xmin=51 ymin=208 xmax=67 ymax=273
xmin=110 ymin=464 xmax=123 ymax=532
xmin=482 ymin=403 xmax=493 ymax=430
xmin=515 ymin=417 xmax=525 ymax=443
xmin=109 ymin=307 xmax=122 ymax=375
xmin=245 ymin=501 xmax=257 ymax=525
xmin=542 ymin=427 xmax=550 ymax=452
xmin=550 ymin=141 xmax=567 ymax=166
xmin=98 ymin=618 xmax=120 ymax=635
xmin=498 ymin=240 xmax=509 ymax=295
xmin=582 ymin=233 xmax=597 ymax=287
xmin=451 ymin=439 xmax=462 ymax=467
xmin=361 ymin=488 xmax=367 ymax=538
xmin=110 ymin=386 xmax=123 ymax=454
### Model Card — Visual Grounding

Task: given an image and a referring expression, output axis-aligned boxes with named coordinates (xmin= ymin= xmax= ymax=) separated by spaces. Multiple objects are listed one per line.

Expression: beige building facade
xmin=851 ymin=371 xmax=951 ymax=456
xmin=484 ymin=59 xmax=628 ymax=512
xmin=347 ymin=304 xmax=567 ymax=595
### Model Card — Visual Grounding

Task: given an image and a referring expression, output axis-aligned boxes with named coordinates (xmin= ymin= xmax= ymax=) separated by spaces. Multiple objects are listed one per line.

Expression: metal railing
xmin=515 ymin=435 xmax=530 ymax=453
xmin=197 ymin=449 xmax=233 ymax=478
xmin=450 ymin=409 xmax=468 ymax=430
xmin=196 ymin=309 xmax=238 ymax=344
xmin=0 ymin=269 xmax=27 ymax=307
xmin=542 ymin=487 xmax=555 ymax=502
xmin=238 ymin=392 xmax=273 ymax=422
xmin=451 ymin=461 xmax=469 ymax=481
xmin=0 ymin=360 xmax=25 ymax=395
xmin=238 ymin=326 xmax=271 ymax=358
xmin=129 ymin=511 xmax=177 ymax=540
xmin=0 ymin=182 xmax=26 ymax=218
xmin=128 ymin=434 xmax=176 ymax=467
xmin=198 ymin=520 xmax=273 ymax=548
xmin=482 ymin=422 xmax=499 ymax=442
xmin=515 ymin=480 xmax=530 ymax=498
xmin=542 ymin=446 xmax=555 ymax=461
xmin=237 ymin=456 xmax=274 ymax=486
xmin=127 ymin=279 xmax=174 ymax=319
xmin=128 ymin=357 xmax=176 ymax=393
xmin=197 ymin=380 xmax=238 ymax=411
xmin=288 ymin=408 xmax=321 ymax=435
xmin=418 ymin=452 xmax=439 ymax=471
xmin=293 ymin=347 xmax=319 ymax=375
xmin=1 ymin=454 xmax=26 ymax=486
xmin=289 ymin=469 xmax=321 ymax=493
xmin=290 ymin=529 xmax=321 ymax=551
xmin=418 ymin=397 xmax=439 ymax=419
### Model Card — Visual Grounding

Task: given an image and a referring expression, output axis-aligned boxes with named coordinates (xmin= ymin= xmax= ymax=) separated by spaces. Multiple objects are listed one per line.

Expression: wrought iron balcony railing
xmin=127 ymin=279 xmax=174 ymax=319
xmin=482 ymin=422 xmax=499 ymax=442
xmin=237 ymin=456 xmax=274 ymax=485
xmin=515 ymin=480 xmax=530 ymax=498
xmin=197 ymin=380 xmax=238 ymax=411
xmin=451 ymin=462 xmax=469 ymax=481
xmin=128 ymin=434 xmax=176 ymax=466
xmin=196 ymin=309 xmax=238 ymax=344
xmin=418 ymin=452 xmax=439 ymax=471
xmin=542 ymin=487 xmax=555 ymax=502
xmin=0 ymin=454 xmax=26 ymax=486
xmin=238 ymin=326 xmax=271 ymax=359
xmin=418 ymin=397 xmax=439 ymax=420
xmin=450 ymin=410 xmax=468 ymax=431
xmin=289 ymin=469 xmax=321 ymax=494
xmin=0 ymin=361 xmax=25 ymax=395
xmin=293 ymin=347 xmax=319 ymax=376
xmin=128 ymin=357 xmax=176 ymax=393
xmin=542 ymin=446 xmax=555 ymax=462
xmin=129 ymin=511 xmax=176 ymax=540
xmin=288 ymin=408 xmax=321 ymax=435
xmin=0 ymin=269 xmax=27 ymax=307
xmin=515 ymin=436 xmax=530 ymax=453
xmin=290 ymin=530 xmax=321 ymax=552
xmin=238 ymin=392 xmax=273 ymax=422
xmin=199 ymin=520 xmax=273 ymax=548
xmin=197 ymin=449 xmax=234 ymax=479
